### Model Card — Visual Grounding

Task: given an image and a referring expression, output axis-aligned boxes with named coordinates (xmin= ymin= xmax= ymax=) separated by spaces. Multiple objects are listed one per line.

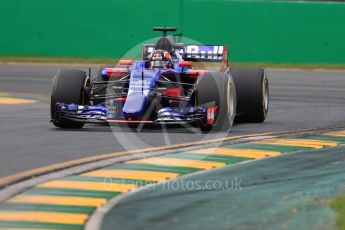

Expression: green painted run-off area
xmin=1 ymin=0 xmax=345 ymax=64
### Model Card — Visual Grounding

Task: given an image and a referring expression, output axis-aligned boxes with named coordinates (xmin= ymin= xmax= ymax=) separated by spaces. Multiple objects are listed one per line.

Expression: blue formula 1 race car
xmin=51 ymin=27 xmax=269 ymax=132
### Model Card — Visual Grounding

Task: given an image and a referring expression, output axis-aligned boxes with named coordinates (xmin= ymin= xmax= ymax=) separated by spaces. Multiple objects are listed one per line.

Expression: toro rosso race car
xmin=51 ymin=27 xmax=269 ymax=132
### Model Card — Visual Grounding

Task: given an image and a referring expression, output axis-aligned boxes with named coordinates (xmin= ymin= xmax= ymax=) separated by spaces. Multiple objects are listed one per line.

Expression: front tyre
xmin=196 ymin=71 xmax=236 ymax=132
xmin=51 ymin=69 xmax=89 ymax=129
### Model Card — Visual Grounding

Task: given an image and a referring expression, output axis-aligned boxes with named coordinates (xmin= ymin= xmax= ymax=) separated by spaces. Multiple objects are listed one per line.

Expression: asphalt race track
xmin=0 ymin=63 xmax=345 ymax=179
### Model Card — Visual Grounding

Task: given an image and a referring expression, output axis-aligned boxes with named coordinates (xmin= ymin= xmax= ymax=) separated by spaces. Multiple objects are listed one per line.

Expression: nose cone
xmin=122 ymin=70 xmax=158 ymax=119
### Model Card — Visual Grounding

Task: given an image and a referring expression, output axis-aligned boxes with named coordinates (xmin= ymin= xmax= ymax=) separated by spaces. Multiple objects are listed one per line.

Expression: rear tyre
xmin=231 ymin=67 xmax=269 ymax=122
xmin=51 ymin=69 xmax=89 ymax=129
xmin=196 ymin=71 xmax=236 ymax=132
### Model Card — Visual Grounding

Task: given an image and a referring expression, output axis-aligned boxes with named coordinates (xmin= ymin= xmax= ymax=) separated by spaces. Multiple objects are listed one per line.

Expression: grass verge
xmin=1 ymin=55 xmax=345 ymax=70
xmin=331 ymin=193 xmax=345 ymax=230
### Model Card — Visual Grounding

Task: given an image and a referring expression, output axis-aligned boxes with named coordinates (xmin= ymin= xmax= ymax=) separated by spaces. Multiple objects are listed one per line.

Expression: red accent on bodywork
xmin=119 ymin=59 xmax=134 ymax=66
xmin=207 ymin=106 xmax=219 ymax=124
xmin=162 ymin=88 xmax=182 ymax=97
xmin=106 ymin=68 xmax=129 ymax=78
xmin=186 ymin=70 xmax=208 ymax=79
xmin=114 ymin=97 xmax=126 ymax=101
xmin=179 ymin=61 xmax=193 ymax=67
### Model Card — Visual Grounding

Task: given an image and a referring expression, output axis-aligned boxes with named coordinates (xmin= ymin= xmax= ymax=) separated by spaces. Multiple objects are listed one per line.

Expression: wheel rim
xmin=262 ymin=74 xmax=269 ymax=114
xmin=227 ymin=79 xmax=235 ymax=124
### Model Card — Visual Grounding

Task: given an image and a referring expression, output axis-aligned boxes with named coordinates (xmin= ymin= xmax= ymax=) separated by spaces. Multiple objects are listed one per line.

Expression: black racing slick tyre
xmin=51 ymin=69 xmax=89 ymax=129
xmin=196 ymin=71 xmax=236 ymax=132
xmin=231 ymin=67 xmax=269 ymax=123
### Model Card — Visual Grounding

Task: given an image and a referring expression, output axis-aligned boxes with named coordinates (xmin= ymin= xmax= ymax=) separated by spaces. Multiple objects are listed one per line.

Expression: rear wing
xmin=183 ymin=45 xmax=226 ymax=62
xmin=142 ymin=44 xmax=228 ymax=69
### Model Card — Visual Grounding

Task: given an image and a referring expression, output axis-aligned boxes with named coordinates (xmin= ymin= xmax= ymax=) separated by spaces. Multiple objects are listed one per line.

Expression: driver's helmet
xmin=150 ymin=49 xmax=172 ymax=68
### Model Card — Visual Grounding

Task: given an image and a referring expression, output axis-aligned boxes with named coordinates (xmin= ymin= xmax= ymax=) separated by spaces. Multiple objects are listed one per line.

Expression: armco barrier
xmin=0 ymin=0 xmax=344 ymax=64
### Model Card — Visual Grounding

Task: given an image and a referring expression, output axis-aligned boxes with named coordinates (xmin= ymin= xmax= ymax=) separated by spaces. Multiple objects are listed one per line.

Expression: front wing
xmin=51 ymin=102 xmax=207 ymax=126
